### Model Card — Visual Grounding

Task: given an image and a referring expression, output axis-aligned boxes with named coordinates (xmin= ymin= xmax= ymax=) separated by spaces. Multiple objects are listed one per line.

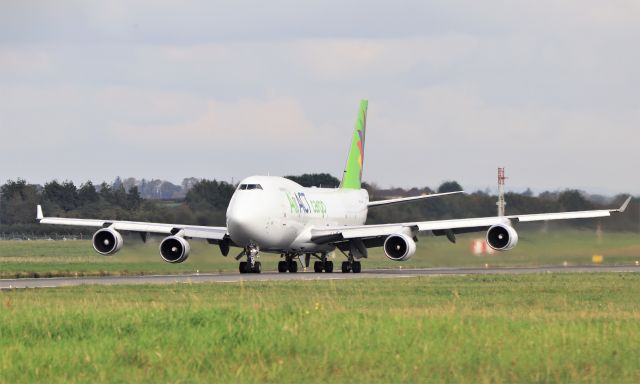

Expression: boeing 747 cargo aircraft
xmin=37 ymin=100 xmax=630 ymax=273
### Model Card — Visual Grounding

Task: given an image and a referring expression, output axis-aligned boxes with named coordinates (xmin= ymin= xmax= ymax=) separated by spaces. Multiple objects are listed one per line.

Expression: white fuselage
xmin=226 ymin=176 xmax=368 ymax=253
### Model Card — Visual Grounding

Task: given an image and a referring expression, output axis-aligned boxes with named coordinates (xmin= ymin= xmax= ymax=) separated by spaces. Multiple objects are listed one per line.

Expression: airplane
xmin=36 ymin=100 xmax=631 ymax=274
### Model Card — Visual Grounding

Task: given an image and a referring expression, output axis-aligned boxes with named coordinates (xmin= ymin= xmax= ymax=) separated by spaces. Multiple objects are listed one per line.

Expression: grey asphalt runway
xmin=1 ymin=265 xmax=638 ymax=290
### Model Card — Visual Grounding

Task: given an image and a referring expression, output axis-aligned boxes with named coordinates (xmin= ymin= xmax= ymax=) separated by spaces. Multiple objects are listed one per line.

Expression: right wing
xmin=312 ymin=197 xmax=631 ymax=244
xmin=37 ymin=205 xmax=228 ymax=241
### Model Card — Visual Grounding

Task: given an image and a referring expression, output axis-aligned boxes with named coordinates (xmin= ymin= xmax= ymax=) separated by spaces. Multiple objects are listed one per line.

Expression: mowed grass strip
xmin=1 ymin=274 xmax=640 ymax=383
xmin=1 ymin=230 xmax=640 ymax=278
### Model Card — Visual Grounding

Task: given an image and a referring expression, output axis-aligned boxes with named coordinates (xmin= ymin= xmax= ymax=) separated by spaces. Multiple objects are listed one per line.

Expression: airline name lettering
xmin=285 ymin=192 xmax=327 ymax=217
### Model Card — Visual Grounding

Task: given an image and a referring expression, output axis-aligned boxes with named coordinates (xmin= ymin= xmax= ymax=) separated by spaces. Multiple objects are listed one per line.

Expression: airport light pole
xmin=497 ymin=167 xmax=507 ymax=217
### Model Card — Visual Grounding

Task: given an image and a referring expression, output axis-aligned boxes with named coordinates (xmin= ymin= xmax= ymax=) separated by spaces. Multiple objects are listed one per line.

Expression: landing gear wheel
xmin=313 ymin=261 xmax=323 ymax=273
xmin=253 ymin=261 xmax=262 ymax=274
xmin=239 ymin=261 xmax=249 ymax=274
xmin=341 ymin=261 xmax=351 ymax=273
xmin=278 ymin=261 xmax=287 ymax=273
xmin=352 ymin=261 xmax=361 ymax=273
xmin=288 ymin=260 xmax=298 ymax=273
xmin=324 ymin=260 xmax=334 ymax=273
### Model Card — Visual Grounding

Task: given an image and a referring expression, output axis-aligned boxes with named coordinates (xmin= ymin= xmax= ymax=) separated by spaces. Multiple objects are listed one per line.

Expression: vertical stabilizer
xmin=341 ymin=100 xmax=368 ymax=189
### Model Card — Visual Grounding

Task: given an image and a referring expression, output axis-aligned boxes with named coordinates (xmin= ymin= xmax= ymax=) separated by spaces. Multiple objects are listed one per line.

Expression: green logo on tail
xmin=340 ymin=100 xmax=368 ymax=189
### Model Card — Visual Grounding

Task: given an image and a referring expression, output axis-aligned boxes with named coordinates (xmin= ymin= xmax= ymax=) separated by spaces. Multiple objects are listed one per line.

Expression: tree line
xmin=0 ymin=174 xmax=637 ymax=235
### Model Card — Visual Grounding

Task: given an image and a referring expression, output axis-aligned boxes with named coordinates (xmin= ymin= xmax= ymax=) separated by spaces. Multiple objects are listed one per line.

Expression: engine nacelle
xmin=92 ymin=228 xmax=123 ymax=255
xmin=160 ymin=236 xmax=191 ymax=263
xmin=486 ymin=224 xmax=519 ymax=251
xmin=383 ymin=233 xmax=417 ymax=261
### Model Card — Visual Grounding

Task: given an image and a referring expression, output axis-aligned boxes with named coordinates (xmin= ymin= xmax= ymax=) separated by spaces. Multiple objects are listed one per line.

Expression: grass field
xmin=1 ymin=230 xmax=639 ymax=278
xmin=1 ymin=274 xmax=640 ymax=383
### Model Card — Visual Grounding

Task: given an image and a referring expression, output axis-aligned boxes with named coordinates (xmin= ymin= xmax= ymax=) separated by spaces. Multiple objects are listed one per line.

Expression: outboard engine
xmin=383 ymin=233 xmax=417 ymax=261
xmin=486 ymin=224 xmax=519 ymax=251
xmin=92 ymin=228 xmax=124 ymax=255
xmin=160 ymin=236 xmax=191 ymax=263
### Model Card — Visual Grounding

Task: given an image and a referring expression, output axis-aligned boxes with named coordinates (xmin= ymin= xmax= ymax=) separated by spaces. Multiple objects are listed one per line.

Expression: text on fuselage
xmin=285 ymin=192 xmax=327 ymax=217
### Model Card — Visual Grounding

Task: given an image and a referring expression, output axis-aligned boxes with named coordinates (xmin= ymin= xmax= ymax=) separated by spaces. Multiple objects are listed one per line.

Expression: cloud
xmin=108 ymin=96 xmax=315 ymax=149
xmin=1 ymin=1 xmax=639 ymax=193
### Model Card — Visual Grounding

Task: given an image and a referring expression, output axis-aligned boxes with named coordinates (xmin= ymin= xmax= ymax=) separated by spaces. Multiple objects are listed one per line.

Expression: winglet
xmin=36 ymin=205 xmax=43 ymax=221
xmin=617 ymin=196 xmax=632 ymax=213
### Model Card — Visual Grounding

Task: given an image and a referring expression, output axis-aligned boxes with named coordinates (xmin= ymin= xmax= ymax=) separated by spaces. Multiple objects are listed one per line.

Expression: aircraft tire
xmin=324 ymin=261 xmax=334 ymax=273
xmin=352 ymin=261 xmax=362 ymax=273
xmin=341 ymin=261 xmax=351 ymax=273
xmin=289 ymin=261 xmax=298 ymax=273
xmin=278 ymin=261 xmax=287 ymax=273
xmin=313 ymin=261 xmax=323 ymax=273
xmin=253 ymin=261 xmax=262 ymax=274
xmin=239 ymin=261 xmax=248 ymax=274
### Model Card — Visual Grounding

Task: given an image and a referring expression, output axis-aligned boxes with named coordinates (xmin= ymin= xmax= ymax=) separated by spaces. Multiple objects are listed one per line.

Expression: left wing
xmin=312 ymin=197 xmax=631 ymax=243
xmin=37 ymin=205 xmax=228 ymax=241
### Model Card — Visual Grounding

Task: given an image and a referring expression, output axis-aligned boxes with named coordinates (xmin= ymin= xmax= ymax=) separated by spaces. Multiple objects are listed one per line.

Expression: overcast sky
xmin=1 ymin=1 xmax=639 ymax=194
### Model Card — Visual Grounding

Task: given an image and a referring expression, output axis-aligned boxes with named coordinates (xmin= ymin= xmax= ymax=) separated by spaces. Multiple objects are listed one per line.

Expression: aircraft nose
xmin=227 ymin=203 xmax=262 ymax=246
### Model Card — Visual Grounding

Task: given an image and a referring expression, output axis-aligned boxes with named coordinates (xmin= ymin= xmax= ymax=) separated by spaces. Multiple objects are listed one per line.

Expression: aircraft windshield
xmin=239 ymin=184 xmax=263 ymax=190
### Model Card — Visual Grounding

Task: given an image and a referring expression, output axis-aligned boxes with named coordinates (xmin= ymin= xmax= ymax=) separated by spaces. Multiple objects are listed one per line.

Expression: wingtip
xmin=36 ymin=205 xmax=43 ymax=221
xmin=618 ymin=196 xmax=632 ymax=213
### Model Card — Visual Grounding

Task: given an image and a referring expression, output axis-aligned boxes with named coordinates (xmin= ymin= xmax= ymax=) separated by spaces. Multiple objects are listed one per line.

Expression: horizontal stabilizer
xmin=368 ymin=191 xmax=464 ymax=207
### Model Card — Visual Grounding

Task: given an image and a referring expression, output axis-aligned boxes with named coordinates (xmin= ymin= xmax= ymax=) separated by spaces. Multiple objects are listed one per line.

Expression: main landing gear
xmin=339 ymin=250 xmax=362 ymax=273
xmin=341 ymin=260 xmax=361 ymax=273
xmin=238 ymin=243 xmax=261 ymax=274
xmin=313 ymin=253 xmax=333 ymax=273
xmin=278 ymin=253 xmax=300 ymax=273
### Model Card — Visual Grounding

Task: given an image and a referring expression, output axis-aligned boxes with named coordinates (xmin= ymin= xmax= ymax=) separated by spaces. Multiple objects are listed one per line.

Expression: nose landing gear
xmin=238 ymin=243 xmax=261 ymax=274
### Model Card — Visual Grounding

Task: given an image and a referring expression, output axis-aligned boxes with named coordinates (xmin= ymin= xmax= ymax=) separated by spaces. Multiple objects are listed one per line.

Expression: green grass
xmin=1 ymin=274 xmax=640 ymax=383
xmin=1 ymin=229 xmax=639 ymax=278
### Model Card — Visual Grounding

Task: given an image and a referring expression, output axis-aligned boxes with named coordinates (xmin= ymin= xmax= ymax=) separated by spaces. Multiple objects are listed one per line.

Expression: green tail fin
xmin=340 ymin=100 xmax=368 ymax=189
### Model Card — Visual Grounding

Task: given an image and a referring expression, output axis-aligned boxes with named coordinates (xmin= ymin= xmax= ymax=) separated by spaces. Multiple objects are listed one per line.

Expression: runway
xmin=1 ymin=265 xmax=638 ymax=290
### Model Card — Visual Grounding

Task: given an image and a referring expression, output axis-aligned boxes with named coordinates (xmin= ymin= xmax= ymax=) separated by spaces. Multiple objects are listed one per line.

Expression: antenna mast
xmin=497 ymin=167 xmax=507 ymax=216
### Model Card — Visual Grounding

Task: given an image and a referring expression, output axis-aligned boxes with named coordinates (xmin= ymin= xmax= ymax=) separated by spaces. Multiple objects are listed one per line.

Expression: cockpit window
xmin=239 ymin=184 xmax=263 ymax=190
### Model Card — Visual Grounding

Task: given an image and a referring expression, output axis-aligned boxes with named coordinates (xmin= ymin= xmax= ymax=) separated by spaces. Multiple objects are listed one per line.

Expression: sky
xmin=1 ymin=1 xmax=639 ymax=195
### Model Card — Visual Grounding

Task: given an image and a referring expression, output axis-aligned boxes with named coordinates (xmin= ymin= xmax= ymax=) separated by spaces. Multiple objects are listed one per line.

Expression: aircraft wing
xmin=311 ymin=197 xmax=631 ymax=243
xmin=367 ymin=191 xmax=464 ymax=207
xmin=36 ymin=205 xmax=228 ymax=241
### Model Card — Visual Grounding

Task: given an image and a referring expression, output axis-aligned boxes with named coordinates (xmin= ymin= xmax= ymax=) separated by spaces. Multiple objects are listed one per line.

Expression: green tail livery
xmin=341 ymin=99 xmax=368 ymax=189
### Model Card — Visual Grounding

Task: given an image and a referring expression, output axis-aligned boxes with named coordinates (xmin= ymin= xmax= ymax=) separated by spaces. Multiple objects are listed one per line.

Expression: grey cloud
xmin=0 ymin=1 xmax=639 ymax=194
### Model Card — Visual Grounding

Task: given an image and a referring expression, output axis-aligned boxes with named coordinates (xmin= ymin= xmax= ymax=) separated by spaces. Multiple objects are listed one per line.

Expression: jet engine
xmin=383 ymin=233 xmax=416 ymax=261
xmin=92 ymin=228 xmax=123 ymax=255
xmin=486 ymin=224 xmax=519 ymax=251
xmin=160 ymin=236 xmax=191 ymax=263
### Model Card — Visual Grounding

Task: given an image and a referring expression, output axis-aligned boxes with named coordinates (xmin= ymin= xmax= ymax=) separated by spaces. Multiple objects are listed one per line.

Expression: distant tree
xmin=126 ymin=186 xmax=143 ymax=210
xmin=42 ymin=180 xmax=78 ymax=211
xmin=437 ymin=181 xmax=463 ymax=193
xmin=78 ymin=181 xmax=99 ymax=205
xmin=181 ymin=177 xmax=200 ymax=193
xmin=539 ymin=191 xmax=559 ymax=201
xmin=0 ymin=179 xmax=40 ymax=225
xmin=558 ymin=190 xmax=593 ymax=211
xmin=285 ymin=173 xmax=340 ymax=188
xmin=186 ymin=179 xmax=236 ymax=211
xmin=111 ymin=184 xmax=128 ymax=208
xmin=112 ymin=176 xmax=123 ymax=190
xmin=122 ymin=177 xmax=138 ymax=192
